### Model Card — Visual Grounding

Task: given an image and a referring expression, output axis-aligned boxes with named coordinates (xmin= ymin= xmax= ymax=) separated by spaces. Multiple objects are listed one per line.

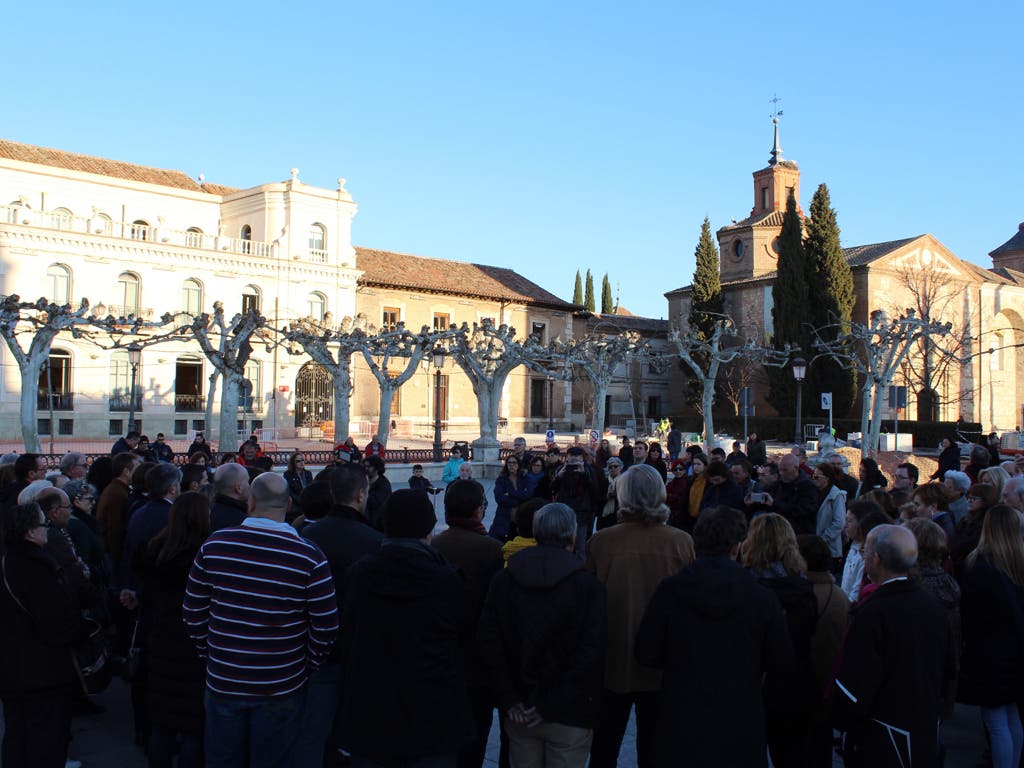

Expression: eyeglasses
xmin=967 ymin=496 xmax=980 ymax=502
xmin=77 ymin=496 xmax=95 ymax=502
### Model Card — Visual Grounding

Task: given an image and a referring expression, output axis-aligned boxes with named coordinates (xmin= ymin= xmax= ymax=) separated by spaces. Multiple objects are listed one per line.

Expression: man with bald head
xmin=1001 ymin=475 xmax=1024 ymax=513
xmin=184 ymin=471 xmax=338 ymax=767
xmin=760 ymin=454 xmax=818 ymax=535
xmin=831 ymin=524 xmax=954 ymax=767
xmin=210 ymin=462 xmax=252 ymax=531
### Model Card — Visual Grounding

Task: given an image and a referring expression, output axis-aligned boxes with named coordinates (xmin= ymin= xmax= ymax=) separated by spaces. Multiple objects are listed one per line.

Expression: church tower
xmin=717 ymin=117 xmax=802 ymax=282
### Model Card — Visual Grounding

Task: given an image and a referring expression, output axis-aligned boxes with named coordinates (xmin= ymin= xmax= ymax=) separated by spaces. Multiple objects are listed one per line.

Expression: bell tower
xmin=718 ymin=115 xmax=803 ymax=282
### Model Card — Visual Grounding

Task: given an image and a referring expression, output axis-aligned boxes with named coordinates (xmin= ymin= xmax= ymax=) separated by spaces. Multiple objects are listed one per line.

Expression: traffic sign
xmin=545 ymin=429 xmax=556 ymax=443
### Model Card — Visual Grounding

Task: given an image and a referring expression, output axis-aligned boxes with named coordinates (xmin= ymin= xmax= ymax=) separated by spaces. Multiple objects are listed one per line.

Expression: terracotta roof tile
xmin=989 ymin=223 xmax=1024 ymax=257
xmin=842 ymin=237 xmax=920 ymax=266
xmin=582 ymin=313 xmax=669 ymax=335
xmin=0 ymin=138 xmax=234 ymax=194
xmin=355 ymin=247 xmax=579 ymax=310
xmin=718 ymin=210 xmax=788 ymax=232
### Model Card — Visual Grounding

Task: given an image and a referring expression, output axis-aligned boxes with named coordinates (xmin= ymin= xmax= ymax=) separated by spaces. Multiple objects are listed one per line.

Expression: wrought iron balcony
xmin=175 ymin=394 xmax=205 ymax=412
xmin=108 ymin=393 xmax=143 ymax=412
xmin=38 ymin=392 xmax=74 ymax=411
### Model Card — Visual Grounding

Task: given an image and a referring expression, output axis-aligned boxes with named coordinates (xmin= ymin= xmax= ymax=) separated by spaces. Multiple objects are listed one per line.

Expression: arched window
xmin=182 ymin=279 xmax=203 ymax=315
xmin=92 ymin=212 xmax=112 ymax=235
xmin=241 ymin=285 xmax=261 ymax=314
xmin=240 ymin=224 xmax=252 ymax=255
xmin=7 ymin=200 xmax=30 ymax=224
xmin=185 ymin=226 xmax=204 ymax=248
xmin=306 ymin=292 xmax=326 ymax=321
xmin=52 ymin=207 xmax=73 ymax=230
xmin=130 ymin=219 xmax=150 ymax=241
xmin=308 ymin=223 xmax=327 ymax=262
xmin=118 ymin=272 xmax=141 ymax=316
xmin=46 ymin=264 xmax=71 ymax=306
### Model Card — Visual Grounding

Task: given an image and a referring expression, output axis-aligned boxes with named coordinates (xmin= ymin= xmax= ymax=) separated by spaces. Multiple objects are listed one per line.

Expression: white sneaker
xmin=65 ymin=759 xmax=83 ymax=768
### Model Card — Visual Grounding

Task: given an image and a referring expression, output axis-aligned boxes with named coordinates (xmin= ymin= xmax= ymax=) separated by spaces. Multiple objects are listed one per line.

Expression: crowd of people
xmin=0 ymin=427 xmax=1023 ymax=768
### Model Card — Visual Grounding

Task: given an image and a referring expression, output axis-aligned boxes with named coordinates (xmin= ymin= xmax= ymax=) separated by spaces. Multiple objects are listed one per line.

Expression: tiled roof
xmin=0 ymin=138 xmax=237 ymax=194
xmin=718 ymin=210 xmax=788 ymax=232
xmin=582 ymin=312 xmax=669 ymax=335
xmin=989 ymin=224 xmax=1024 ymax=257
xmin=843 ymin=237 xmax=921 ymax=266
xmin=355 ymin=247 xmax=580 ymax=310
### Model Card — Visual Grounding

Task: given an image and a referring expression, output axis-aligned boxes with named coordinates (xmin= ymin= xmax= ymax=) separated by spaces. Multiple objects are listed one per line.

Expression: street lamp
xmin=791 ymin=355 xmax=806 ymax=446
xmin=547 ymin=375 xmax=555 ymax=431
xmin=432 ymin=348 xmax=446 ymax=463
xmin=127 ymin=343 xmax=142 ymax=433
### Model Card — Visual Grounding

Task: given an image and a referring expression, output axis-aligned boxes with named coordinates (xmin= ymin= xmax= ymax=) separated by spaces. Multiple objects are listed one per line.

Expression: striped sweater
xmin=183 ymin=517 xmax=338 ymax=698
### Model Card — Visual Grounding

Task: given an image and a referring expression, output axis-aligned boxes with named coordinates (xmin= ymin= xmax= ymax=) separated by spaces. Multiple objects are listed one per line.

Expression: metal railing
xmin=108 ymin=393 xmax=144 ymax=412
xmin=37 ymin=392 xmax=74 ymax=410
xmin=175 ymin=394 xmax=205 ymax=412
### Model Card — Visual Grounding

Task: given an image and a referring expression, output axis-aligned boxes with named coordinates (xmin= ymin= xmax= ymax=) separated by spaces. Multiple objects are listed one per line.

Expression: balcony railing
xmin=1 ymin=206 xmax=278 ymax=260
xmin=175 ymin=394 xmax=205 ymax=412
xmin=309 ymin=248 xmax=328 ymax=263
xmin=38 ymin=392 xmax=74 ymax=411
xmin=109 ymin=393 xmax=144 ymax=412
xmin=105 ymin=305 xmax=155 ymax=320
xmin=238 ymin=397 xmax=262 ymax=414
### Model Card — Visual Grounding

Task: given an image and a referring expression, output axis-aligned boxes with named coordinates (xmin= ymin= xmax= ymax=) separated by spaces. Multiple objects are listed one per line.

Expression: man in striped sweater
xmin=184 ymin=472 xmax=338 ymax=768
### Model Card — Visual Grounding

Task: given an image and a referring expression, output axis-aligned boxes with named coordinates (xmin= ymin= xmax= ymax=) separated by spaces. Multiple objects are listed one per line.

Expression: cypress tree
xmin=805 ymin=183 xmax=857 ymax=417
xmin=584 ymin=270 xmax=595 ymax=311
xmin=601 ymin=274 xmax=614 ymax=314
xmin=682 ymin=217 xmax=724 ymax=407
xmin=572 ymin=270 xmax=583 ymax=305
xmin=767 ymin=191 xmax=810 ymax=415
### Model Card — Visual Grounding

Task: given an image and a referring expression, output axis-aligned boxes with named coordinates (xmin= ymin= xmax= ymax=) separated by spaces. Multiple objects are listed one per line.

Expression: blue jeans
xmin=204 ymin=688 xmax=305 ymax=768
xmin=294 ymin=663 xmax=342 ymax=768
xmin=982 ymin=703 xmax=1023 ymax=768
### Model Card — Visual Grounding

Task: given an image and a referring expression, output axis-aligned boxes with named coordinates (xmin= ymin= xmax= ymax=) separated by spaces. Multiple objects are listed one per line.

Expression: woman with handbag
xmin=0 ymin=502 xmax=81 ymax=768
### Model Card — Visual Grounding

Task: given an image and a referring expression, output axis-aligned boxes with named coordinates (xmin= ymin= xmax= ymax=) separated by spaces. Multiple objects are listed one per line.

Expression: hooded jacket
xmin=339 ymin=539 xmax=473 ymax=760
xmin=479 ymin=544 xmax=606 ymax=728
xmin=634 ymin=556 xmax=793 ymax=768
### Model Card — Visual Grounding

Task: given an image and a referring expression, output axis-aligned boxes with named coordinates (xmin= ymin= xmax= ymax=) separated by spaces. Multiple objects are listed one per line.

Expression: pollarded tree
xmin=601 ymin=274 xmax=614 ymax=314
xmin=670 ymin=313 xmax=789 ymax=447
xmin=572 ymin=271 xmax=583 ymax=305
xmin=767 ymin=192 xmax=810 ymax=415
xmin=0 ymin=296 xmax=95 ymax=451
xmin=189 ymin=303 xmax=270 ymax=450
xmin=360 ymin=323 xmax=446 ymax=446
xmin=281 ymin=313 xmax=371 ymax=443
xmin=550 ymin=329 xmax=645 ymax=432
xmin=813 ymin=309 xmax=951 ymax=456
xmin=805 ymin=183 xmax=857 ymax=417
xmin=447 ymin=319 xmax=547 ymax=460
xmin=584 ymin=270 xmax=595 ymax=312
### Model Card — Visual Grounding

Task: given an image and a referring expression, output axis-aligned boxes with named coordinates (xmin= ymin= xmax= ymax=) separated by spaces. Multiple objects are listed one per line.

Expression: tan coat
xmin=586 ymin=521 xmax=695 ymax=692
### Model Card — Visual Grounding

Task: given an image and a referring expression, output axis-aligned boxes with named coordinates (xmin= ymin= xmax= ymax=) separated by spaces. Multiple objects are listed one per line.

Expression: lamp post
xmin=432 ymin=348 xmax=446 ymax=463
xmin=547 ymin=375 xmax=555 ymax=431
xmin=127 ymin=343 xmax=142 ymax=433
xmin=792 ymin=355 xmax=806 ymax=446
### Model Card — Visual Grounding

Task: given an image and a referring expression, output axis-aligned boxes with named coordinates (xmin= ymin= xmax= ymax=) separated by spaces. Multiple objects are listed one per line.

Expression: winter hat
xmin=384 ymin=489 xmax=437 ymax=539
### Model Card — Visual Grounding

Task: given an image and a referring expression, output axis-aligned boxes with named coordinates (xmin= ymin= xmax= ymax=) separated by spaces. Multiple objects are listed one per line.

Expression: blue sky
xmin=7 ymin=0 xmax=1021 ymax=318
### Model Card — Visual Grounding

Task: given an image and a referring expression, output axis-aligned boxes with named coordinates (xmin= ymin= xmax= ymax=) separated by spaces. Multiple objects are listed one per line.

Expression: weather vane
xmin=769 ymin=94 xmax=783 ymax=122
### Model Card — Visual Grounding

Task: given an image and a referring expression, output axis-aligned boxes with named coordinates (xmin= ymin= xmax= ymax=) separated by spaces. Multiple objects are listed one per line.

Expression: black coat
xmin=931 ymin=445 xmax=961 ymax=480
xmin=301 ymin=505 xmax=384 ymax=665
xmin=957 ymin=555 xmax=1024 ymax=706
xmin=551 ymin=465 xmax=601 ymax=528
xmin=366 ymin=476 xmax=393 ymax=530
xmin=339 ymin=540 xmax=473 ymax=760
xmin=746 ymin=438 xmax=767 ymax=467
xmin=141 ymin=546 xmax=206 ymax=735
xmin=770 ymin=475 xmax=819 ymax=535
xmin=479 ymin=544 xmax=606 ymax=728
xmin=634 ymin=556 xmax=793 ymax=768
xmin=210 ymin=494 xmax=247 ymax=532
xmin=830 ymin=579 xmax=953 ymax=768
xmin=0 ymin=540 xmax=79 ymax=695
xmin=698 ymin=477 xmax=745 ymax=513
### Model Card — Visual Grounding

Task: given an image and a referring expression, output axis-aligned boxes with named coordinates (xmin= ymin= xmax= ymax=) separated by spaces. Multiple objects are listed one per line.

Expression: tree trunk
xmin=205 ymin=370 xmax=219 ymax=444
xmin=592 ymin=379 xmax=608 ymax=434
xmin=702 ymin=377 xmax=716 ymax=450
xmin=218 ymin=372 xmax=242 ymax=452
xmin=19 ymin=360 xmax=41 ymax=453
xmin=869 ymin=380 xmax=887 ymax=454
xmin=859 ymin=382 xmax=873 ymax=459
xmin=332 ymin=362 xmax=352 ymax=445
xmin=476 ymin=382 xmax=499 ymax=441
xmin=376 ymin=382 xmax=396 ymax=447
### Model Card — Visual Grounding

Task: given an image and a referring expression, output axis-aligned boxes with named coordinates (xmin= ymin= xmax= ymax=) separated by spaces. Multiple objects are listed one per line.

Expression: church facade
xmin=666 ymin=125 xmax=1024 ymax=432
